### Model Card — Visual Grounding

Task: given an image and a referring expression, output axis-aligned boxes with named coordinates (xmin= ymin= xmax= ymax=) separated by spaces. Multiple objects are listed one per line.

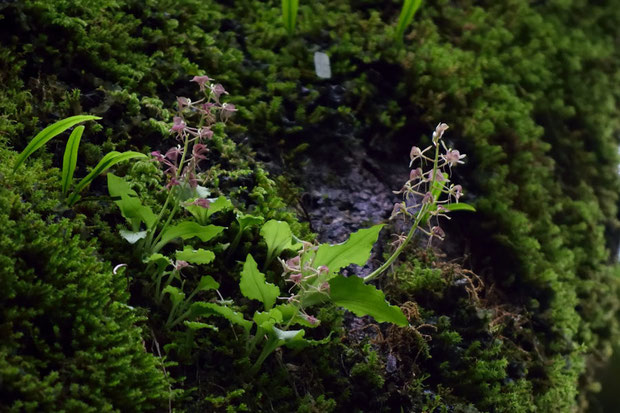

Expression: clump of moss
xmin=0 ymin=149 xmax=172 ymax=412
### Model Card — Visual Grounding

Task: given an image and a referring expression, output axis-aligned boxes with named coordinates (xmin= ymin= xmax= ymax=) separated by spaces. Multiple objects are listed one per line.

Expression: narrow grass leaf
xmin=282 ymin=0 xmax=299 ymax=35
xmin=14 ymin=115 xmax=100 ymax=171
xmin=61 ymin=126 xmax=84 ymax=194
xmin=395 ymin=0 xmax=423 ymax=42
xmin=68 ymin=151 xmax=147 ymax=205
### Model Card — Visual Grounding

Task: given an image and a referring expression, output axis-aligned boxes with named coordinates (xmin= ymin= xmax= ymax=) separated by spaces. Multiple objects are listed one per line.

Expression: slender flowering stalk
xmin=364 ymin=123 xmax=471 ymax=282
xmin=142 ymin=75 xmax=237 ymax=254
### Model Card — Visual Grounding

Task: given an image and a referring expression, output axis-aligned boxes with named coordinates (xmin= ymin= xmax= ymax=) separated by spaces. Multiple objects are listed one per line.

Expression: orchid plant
xmin=107 ymin=75 xmax=472 ymax=380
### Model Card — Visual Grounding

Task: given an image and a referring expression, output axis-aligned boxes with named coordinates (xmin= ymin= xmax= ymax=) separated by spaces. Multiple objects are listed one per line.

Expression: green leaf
xmin=329 ymin=275 xmax=408 ymax=326
xmin=153 ymin=222 xmax=224 ymax=252
xmin=237 ymin=213 xmax=265 ymax=231
xmin=190 ymin=302 xmax=252 ymax=332
xmin=313 ymin=224 xmax=384 ymax=277
xmin=13 ymin=115 xmax=101 ymax=171
xmin=274 ymin=304 xmax=321 ymax=328
xmin=240 ymin=254 xmax=280 ymax=310
xmin=395 ymin=0 xmax=423 ymax=42
xmin=260 ymin=220 xmax=301 ymax=263
xmin=119 ymin=229 xmax=147 ymax=244
xmin=107 ymin=174 xmax=156 ymax=230
xmin=162 ymin=285 xmax=185 ymax=307
xmin=184 ymin=321 xmax=218 ymax=331
xmin=68 ymin=151 xmax=147 ymax=205
xmin=253 ymin=308 xmax=283 ymax=329
xmin=443 ymin=202 xmax=476 ymax=212
xmin=61 ymin=125 xmax=84 ymax=194
xmin=207 ymin=196 xmax=234 ymax=218
xmin=195 ymin=275 xmax=219 ymax=292
xmin=282 ymin=0 xmax=299 ymax=35
xmin=176 ymin=246 xmax=216 ymax=265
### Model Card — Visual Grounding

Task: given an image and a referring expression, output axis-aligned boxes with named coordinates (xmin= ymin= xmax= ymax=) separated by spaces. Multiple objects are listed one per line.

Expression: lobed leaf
xmin=119 ymin=229 xmax=147 ymax=244
xmin=190 ymin=302 xmax=252 ymax=332
xmin=260 ymin=220 xmax=301 ymax=259
xmin=239 ymin=254 xmax=280 ymax=310
xmin=153 ymin=222 xmax=224 ymax=252
xmin=329 ymin=275 xmax=408 ymax=326
xmin=175 ymin=246 xmax=216 ymax=265
xmin=313 ymin=224 xmax=384 ymax=277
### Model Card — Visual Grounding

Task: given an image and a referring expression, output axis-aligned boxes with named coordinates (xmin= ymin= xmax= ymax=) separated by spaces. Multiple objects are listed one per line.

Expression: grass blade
xmin=67 ymin=151 xmax=147 ymax=205
xmin=395 ymin=0 xmax=423 ymax=42
xmin=61 ymin=125 xmax=85 ymax=195
xmin=13 ymin=115 xmax=100 ymax=172
xmin=282 ymin=0 xmax=299 ymax=35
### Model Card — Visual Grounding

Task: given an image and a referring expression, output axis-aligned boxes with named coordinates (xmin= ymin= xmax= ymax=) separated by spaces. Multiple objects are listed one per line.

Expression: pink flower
xmin=409 ymin=168 xmax=423 ymax=181
xmin=431 ymin=226 xmax=445 ymax=239
xmin=177 ymin=97 xmax=191 ymax=111
xmin=166 ymin=176 xmax=180 ymax=189
xmin=318 ymin=265 xmax=329 ymax=275
xmin=192 ymin=143 xmax=208 ymax=160
xmin=220 ymin=103 xmax=237 ymax=121
xmin=422 ymin=192 xmax=434 ymax=204
xmin=198 ymin=127 xmax=213 ymax=140
xmin=305 ymin=315 xmax=319 ymax=326
xmin=192 ymin=198 xmax=210 ymax=208
xmin=442 ymin=149 xmax=466 ymax=168
xmin=210 ymin=83 xmax=228 ymax=102
xmin=191 ymin=75 xmax=213 ymax=92
xmin=170 ymin=116 xmax=187 ymax=134
xmin=289 ymin=273 xmax=303 ymax=284
xmin=450 ymin=185 xmax=463 ymax=201
xmin=432 ymin=122 xmax=449 ymax=145
xmin=174 ymin=260 xmax=191 ymax=271
xmin=165 ymin=146 xmax=182 ymax=162
xmin=151 ymin=151 xmax=165 ymax=162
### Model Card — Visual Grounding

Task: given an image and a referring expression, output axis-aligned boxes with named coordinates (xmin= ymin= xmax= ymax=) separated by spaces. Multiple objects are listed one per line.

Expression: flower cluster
xmin=390 ymin=122 xmax=466 ymax=247
xmin=151 ymin=75 xmax=237 ymax=202
xmin=277 ymin=243 xmax=331 ymax=326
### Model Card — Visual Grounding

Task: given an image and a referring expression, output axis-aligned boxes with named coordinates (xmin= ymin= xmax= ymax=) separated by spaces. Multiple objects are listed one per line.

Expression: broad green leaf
xmin=395 ymin=0 xmax=423 ymax=42
xmin=443 ymin=202 xmax=476 ymax=212
xmin=240 ymin=254 xmax=280 ymax=310
xmin=153 ymin=222 xmax=224 ymax=252
xmin=276 ymin=327 xmax=332 ymax=350
xmin=282 ymin=0 xmax=299 ymax=35
xmin=61 ymin=126 xmax=84 ymax=194
xmin=274 ymin=304 xmax=321 ymax=328
xmin=68 ymin=151 xmax=147 ymax=205
xmin=237 ymin=213 xmax=264 ymax=231
xmin=162 ymin=285 xmax=185 ymax=307
xmin=195 ymin=275 xmax=219 ymax=292
xmin=253 ymin=308 xmax=283 ymax=329
xmin=175 ymin=246 xmax=216 ymax=265
xmin=107 ymin=173 xmax=138 ymax=197
xmin=184 ymin=321 xmax=218 ymax=331
xmin=107 ymin=174 xmax=156 ymax=229
xmin=14 ymin=115 xmax=101 ymax=171
xmin=329 ymin=275 xmax=408 ymax=326
xmin=313 ymin=224 xmax=384 ymax=277
xmin=260 ymin=220 xmax=301 ymax=259
xmin=119 ymin=229 xmax=147 ymax=244
xmin=190 ymin=302 xmax=252 ymax=332
xmin=207 ymin=196 xmax=233 ymax=218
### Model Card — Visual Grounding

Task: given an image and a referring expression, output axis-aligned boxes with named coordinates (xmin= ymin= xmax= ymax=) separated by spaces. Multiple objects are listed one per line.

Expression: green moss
xmin=0 ymin=149 xmax=171 ymax=411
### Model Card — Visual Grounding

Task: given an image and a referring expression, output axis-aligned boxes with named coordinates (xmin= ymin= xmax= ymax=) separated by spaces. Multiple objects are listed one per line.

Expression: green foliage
xmin=329 ymin=275 xmax=408 ymax=325
xmin=395 ymin=0 xmax=423 ymax=42
xmin=240 ymin=254 xmax=280 ymax=310
xmin=0 ymin=148 xmax=170 ymax=411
